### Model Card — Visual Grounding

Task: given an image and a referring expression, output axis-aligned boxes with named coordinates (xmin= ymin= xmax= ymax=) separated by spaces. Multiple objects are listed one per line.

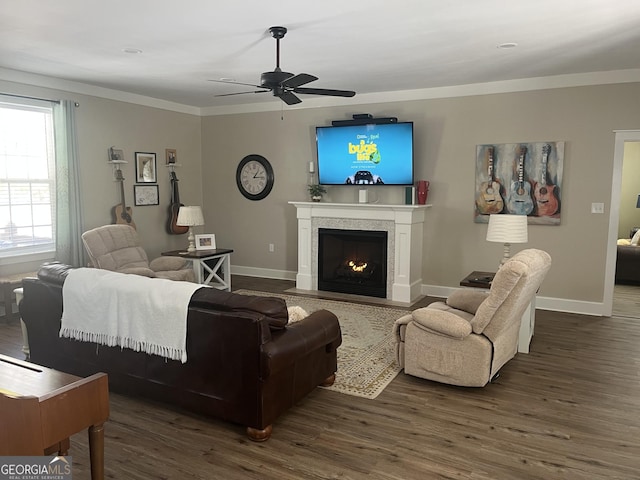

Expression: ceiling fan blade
xmin=208 ymin=79 xmax=265 ymax=89
xmin=214 ymin=90 xmax=269 ymax=97
xmin=293 ymin=87 xmax=356 ymax=98
xmin=279 ymin=91 xmax=302 ymax=105
xmin=281 ymin=73 xmax=318 ymax=88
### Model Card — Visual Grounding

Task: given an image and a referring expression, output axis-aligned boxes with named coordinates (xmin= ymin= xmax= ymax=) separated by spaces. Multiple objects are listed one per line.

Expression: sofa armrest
xmin=37 ymin=262 xmax=74 ymax=287
xmin=260 ymin=309 xmax=342 ymax=377
xmin=446 ymin=289 xmax=488 ymax=315
xmin=411 ymin=308 xmax=472 ymax=339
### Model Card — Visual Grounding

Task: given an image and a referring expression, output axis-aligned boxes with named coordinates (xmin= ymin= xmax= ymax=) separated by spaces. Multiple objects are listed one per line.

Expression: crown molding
xmin=0 ymin=67 xmax=200 ymax=115
xmin=2 ymin=66 xmax=640 ymax=118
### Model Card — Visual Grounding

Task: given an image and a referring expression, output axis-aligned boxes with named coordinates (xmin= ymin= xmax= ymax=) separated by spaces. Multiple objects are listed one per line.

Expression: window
xmin=0 ymin=100 xmax=56 ymax=256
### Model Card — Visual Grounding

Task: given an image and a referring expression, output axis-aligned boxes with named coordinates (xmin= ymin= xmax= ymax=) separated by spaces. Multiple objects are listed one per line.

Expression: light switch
xmin=591 ymin=202 xmax=605 ymax=214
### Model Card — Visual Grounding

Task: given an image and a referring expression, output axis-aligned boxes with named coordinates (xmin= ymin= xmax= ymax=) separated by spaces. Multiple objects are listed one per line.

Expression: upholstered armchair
xmin=81 ymin=224 xmax=195 ymax=282
xmin=394 ymin=249 xmax=551 ymax=387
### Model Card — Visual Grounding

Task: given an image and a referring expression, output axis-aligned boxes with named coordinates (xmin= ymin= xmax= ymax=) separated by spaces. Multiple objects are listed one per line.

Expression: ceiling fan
xmin=210 ymin=26 xmax=356 ymax=105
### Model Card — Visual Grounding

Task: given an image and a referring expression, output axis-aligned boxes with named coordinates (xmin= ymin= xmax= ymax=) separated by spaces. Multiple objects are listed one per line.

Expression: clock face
xmin=236 ymin=155 xmax=274 ymax=200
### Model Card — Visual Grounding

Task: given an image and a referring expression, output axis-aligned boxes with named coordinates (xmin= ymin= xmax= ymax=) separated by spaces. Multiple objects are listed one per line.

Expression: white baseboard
xmin=231 ymin=268 xmax=609 ymax=317
xmin=231 ymin=265 xmax=296 ymax=281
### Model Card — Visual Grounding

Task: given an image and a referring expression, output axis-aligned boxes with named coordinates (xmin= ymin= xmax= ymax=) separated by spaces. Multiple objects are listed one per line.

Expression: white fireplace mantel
xmin=289 ymin=202 xmax=431 ymax=304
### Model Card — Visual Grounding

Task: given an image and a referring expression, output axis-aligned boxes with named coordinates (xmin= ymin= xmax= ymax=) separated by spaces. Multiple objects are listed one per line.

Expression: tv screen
xmin=316 ymin=122 xmax=414 ymax=185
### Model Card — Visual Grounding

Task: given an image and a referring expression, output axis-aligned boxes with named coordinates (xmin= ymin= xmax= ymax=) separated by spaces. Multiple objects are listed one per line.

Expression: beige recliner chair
xmin=81 ymin=224 xmax=195 ymax=282
xmin=394 ymin=249 xmax=551 ymax=387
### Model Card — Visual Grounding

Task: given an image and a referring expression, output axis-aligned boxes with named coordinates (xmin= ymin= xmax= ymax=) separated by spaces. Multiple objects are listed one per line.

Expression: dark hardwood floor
xmin=1 ymin=276 xmax=639 ymax=479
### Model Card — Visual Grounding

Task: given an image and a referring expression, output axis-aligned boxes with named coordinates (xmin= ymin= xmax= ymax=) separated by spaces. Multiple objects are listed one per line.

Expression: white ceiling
xmin=2 ymin=0 xmax=640 ymax=110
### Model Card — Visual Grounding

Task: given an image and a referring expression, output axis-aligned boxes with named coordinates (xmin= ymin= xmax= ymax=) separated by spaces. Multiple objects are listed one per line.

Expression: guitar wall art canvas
xmin=474 ymin=142 xmax=564 ymax=225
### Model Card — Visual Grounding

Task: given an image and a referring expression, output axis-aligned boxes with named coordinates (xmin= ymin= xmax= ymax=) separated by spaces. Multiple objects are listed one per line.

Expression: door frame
xmin=604 ymin=130 xmax=640 ymax=316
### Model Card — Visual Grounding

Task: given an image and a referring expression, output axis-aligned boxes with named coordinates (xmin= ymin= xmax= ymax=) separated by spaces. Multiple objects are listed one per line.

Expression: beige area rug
xmin=235 ymin=290 xmax=407 ymax=399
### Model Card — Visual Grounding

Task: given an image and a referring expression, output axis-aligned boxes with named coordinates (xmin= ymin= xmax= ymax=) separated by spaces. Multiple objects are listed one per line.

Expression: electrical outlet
xmin=269 ymin=243 xmax=275 ymax=253
xmin=591 ymin=202 xmax=605 ymax=214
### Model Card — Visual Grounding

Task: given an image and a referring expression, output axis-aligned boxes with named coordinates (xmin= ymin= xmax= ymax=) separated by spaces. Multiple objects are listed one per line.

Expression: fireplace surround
xmin=289 ymin=202 xmax=430 ymax=304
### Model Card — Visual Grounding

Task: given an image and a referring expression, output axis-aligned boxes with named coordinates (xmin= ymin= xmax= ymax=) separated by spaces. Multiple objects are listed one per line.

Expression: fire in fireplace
xmin=318 ymin=228 xmax=387 ymax=298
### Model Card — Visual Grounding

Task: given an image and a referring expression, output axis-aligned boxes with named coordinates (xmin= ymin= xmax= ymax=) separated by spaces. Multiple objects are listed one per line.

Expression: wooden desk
xmin=162 ymin=249 xmax=233 ymax=290
xmin=460 ymin=271 xmax=536 ymax=354
xmin=0 ymin=355 xmax=109 ymax=480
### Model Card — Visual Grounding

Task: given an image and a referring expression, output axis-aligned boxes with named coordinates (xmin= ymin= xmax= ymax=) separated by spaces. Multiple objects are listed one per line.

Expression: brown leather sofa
xmin=19 ymin=262 xmax=342 ymax=441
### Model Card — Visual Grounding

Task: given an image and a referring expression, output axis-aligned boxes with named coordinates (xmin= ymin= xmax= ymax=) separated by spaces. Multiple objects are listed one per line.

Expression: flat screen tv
xmin=316 ymin=122 xmax=414 ymax=185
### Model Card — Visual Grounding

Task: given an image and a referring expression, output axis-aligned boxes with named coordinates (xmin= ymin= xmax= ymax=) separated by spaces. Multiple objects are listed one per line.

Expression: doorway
xmin=606 ymin=131 xmax=640 ymax=317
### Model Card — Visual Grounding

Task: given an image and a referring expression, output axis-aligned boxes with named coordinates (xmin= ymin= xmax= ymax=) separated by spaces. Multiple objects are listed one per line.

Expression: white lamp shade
xmin=486 ymin=214 xmax=528 ymax=243
xmin=176 ymin=206 xmax=204 ymax=227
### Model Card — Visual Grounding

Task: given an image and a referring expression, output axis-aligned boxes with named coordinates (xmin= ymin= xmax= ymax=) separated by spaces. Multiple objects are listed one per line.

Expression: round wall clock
xmin=236 ymin=154 xmax=275 ymax=201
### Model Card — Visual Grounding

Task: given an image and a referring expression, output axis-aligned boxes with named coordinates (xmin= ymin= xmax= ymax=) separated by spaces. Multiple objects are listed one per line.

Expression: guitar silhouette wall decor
xmin=506 ymin=146 xmax=534 ymax=215
xmin=474 ymin=142 xmax=564 ymax=225
xmin=476 ymin=146 xmax=504 ymax=214
xmin=533 ymin=144 xmax=559 ymax=216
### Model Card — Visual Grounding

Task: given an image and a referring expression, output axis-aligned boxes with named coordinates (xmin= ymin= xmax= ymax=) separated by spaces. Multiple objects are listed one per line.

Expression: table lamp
xmin=486 ymin=214 xmax=528 ymax=266
xmin=176 ymin=206 xmax=204 ymax=253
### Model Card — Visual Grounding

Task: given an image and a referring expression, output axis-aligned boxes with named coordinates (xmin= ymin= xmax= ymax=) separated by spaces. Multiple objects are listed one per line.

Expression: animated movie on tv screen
xmin=316 ymin=122 xmax=414 ymax=185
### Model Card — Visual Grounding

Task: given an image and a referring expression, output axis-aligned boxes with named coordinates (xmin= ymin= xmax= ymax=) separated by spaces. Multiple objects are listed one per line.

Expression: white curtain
xmin=53 ymin=100 xmax=85 ymax=266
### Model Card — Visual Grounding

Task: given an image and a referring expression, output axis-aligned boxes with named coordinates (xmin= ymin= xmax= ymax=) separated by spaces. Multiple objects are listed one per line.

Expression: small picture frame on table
xmin=134 ymin=184 xmax=159 ymax=206
xmin=135 ymin=152 xmax=157 ymax=183
xmin=195 ymin=234 xmax=216 ymax=250
xmin=166 ymin=148 xmax=177 ymax=165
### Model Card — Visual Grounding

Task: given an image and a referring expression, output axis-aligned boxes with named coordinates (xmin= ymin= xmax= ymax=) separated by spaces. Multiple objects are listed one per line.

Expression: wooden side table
xmin=460 ymin=271 xmax=536 ymax=354
xmin=162 ymin=249 xmax=233 ymax=290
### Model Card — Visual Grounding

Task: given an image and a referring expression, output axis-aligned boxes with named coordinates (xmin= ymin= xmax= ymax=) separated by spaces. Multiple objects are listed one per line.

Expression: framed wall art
xmin=135 ymin=152 xmax=157 ymax=183
xmin=134 ymin=184 xmax=159 ymax=206
xmin=195 ymin=234 xmax=216 ymax=250
xmin=108 ymin=147 xmax=124 ymax=162
xmin=474 ymin=141 xmax=564 ymax=225
xmin=166 ymin=148 xmax=177 ymax=165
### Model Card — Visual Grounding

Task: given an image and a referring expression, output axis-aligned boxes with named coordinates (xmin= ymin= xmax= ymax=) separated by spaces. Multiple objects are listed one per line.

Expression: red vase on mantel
xmin=417 ymin=180 xmax=429 ymax=205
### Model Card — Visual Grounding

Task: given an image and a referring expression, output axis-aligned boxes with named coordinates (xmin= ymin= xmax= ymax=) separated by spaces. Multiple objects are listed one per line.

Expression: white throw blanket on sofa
xmin=60 ymin=268 xmax=202 ymax=363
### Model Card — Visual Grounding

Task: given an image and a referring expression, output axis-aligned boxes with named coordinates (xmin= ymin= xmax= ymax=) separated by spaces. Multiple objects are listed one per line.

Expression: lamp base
xmin=499 ymin=242 xmax=511 ymax=267
xmin=186 ymin=228 xmax=196 ymax=253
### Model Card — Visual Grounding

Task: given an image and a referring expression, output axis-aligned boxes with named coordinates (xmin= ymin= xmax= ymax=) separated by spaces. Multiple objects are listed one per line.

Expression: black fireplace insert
xmin=318 ymin=228 xmax=387 ymax=298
